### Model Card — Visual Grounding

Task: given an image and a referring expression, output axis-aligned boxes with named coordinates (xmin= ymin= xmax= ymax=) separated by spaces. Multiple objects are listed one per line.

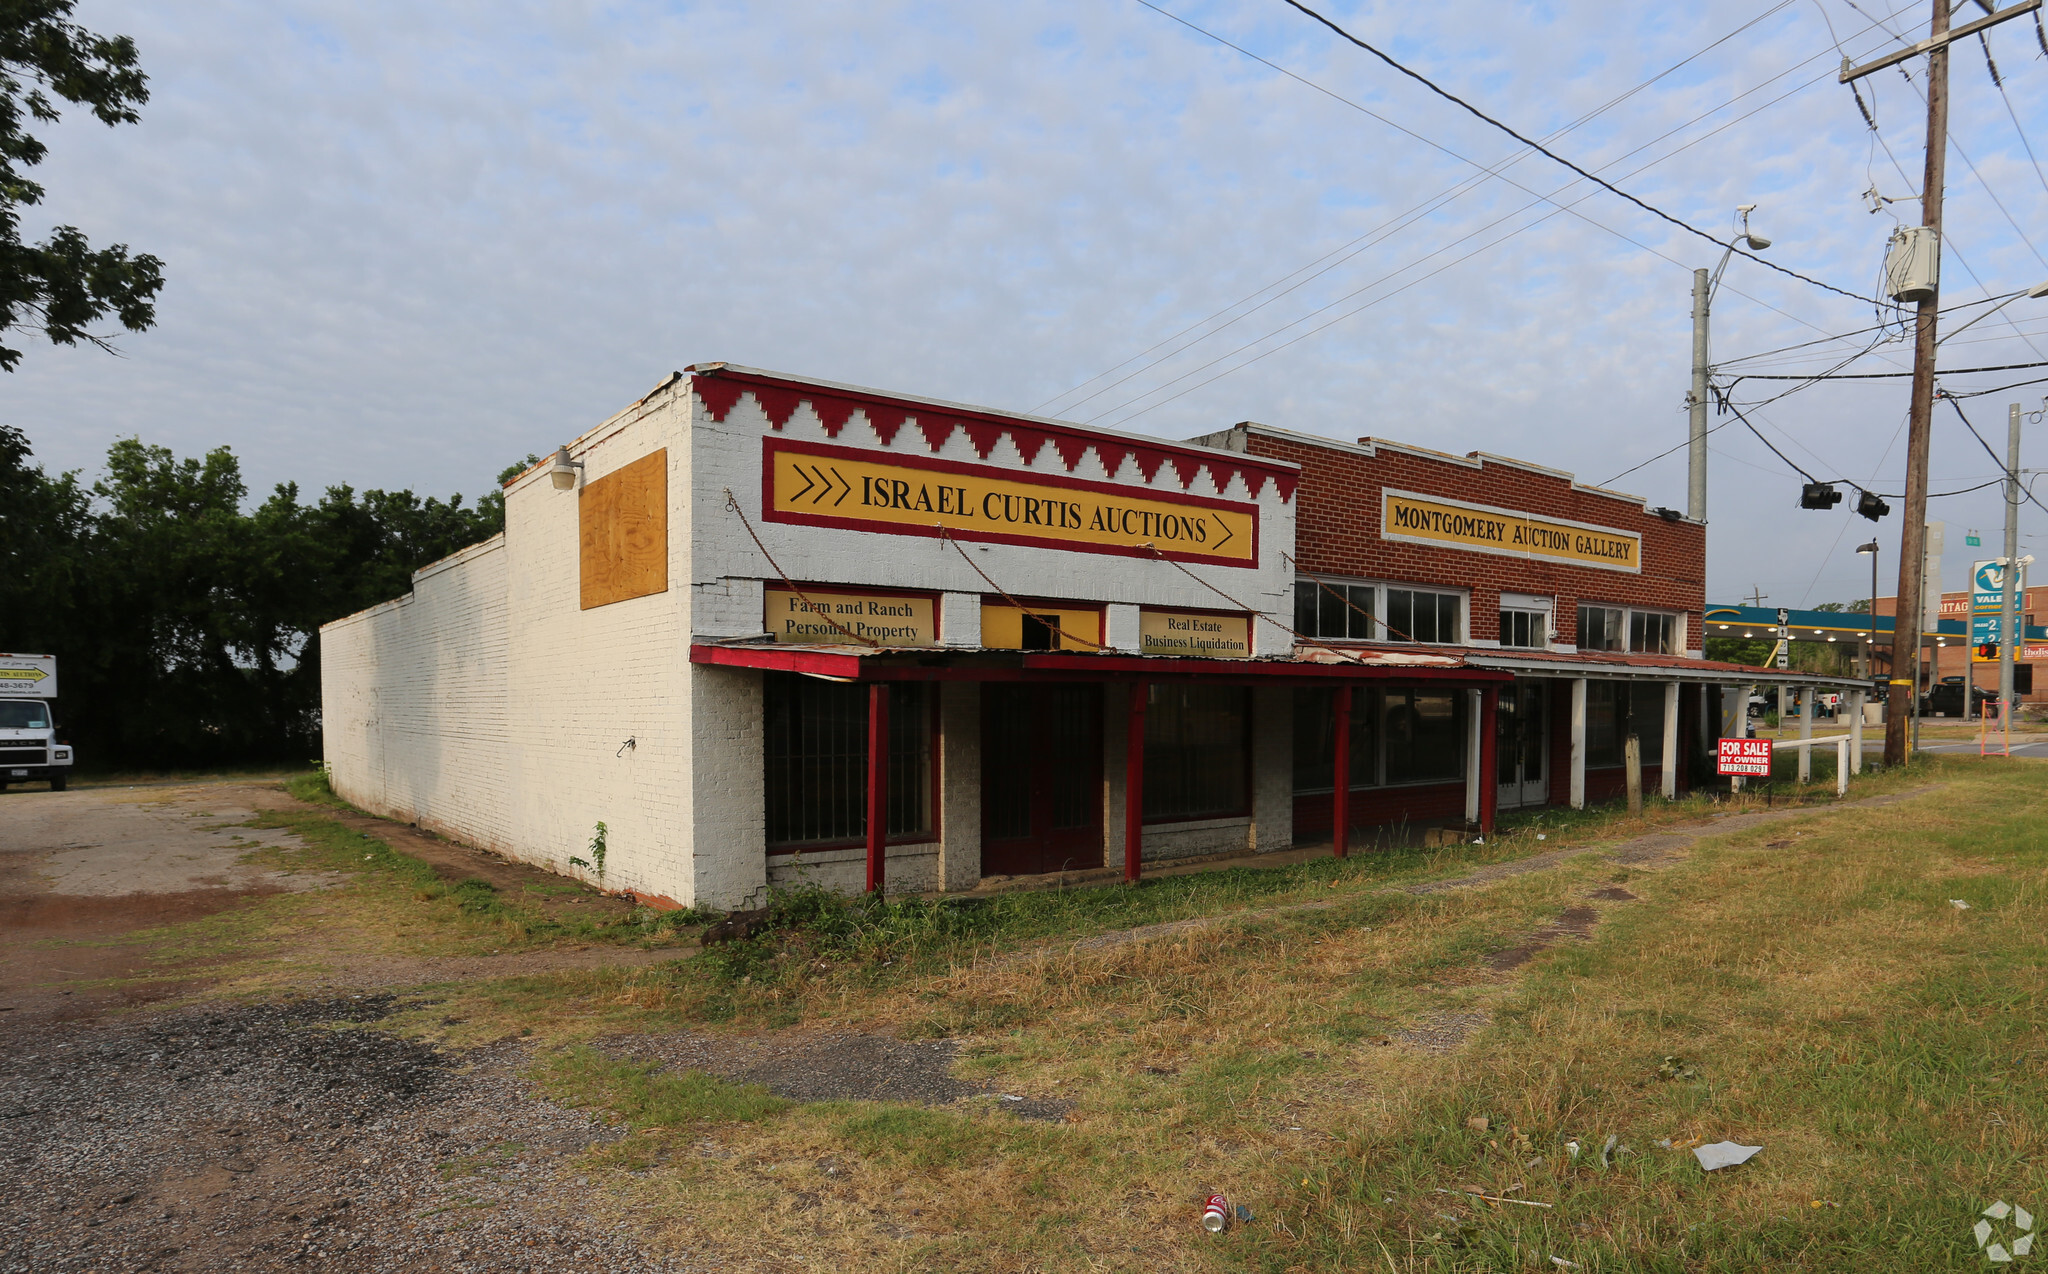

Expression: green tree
xmin=0 ymin=2 xmax=163 ymax=370
xmin=0 ymin=428 xmax=512 ymax=769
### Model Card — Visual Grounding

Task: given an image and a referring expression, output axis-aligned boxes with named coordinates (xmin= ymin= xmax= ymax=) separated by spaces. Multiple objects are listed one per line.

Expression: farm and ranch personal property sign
xmin=1380 ymin=489 xmax=1642 ymax=573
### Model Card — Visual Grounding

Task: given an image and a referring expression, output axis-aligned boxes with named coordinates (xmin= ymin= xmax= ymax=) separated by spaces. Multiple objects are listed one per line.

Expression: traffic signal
xmin=1978 ymin=643 xmax=1997 ymax=660
xmin=1856 ymin=489 xmax=1890 ymax=521
xmin=1800 ymin=482 xmax=1844 ymax=510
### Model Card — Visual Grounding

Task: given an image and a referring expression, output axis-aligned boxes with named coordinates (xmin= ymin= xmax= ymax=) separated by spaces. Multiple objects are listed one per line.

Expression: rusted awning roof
xmin=688 ymin=640 xmax=1507 ymax=684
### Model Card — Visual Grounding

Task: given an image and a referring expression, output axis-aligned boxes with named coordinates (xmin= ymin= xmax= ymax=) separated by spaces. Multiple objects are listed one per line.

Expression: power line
xmin=1716 ymin=289 xmax=2021 ymax=366
xmin=1858 ymin=60 xmax=2048 ymax=361
xmin=1982 ymin=28 xmax=2048 ymax=198
xmin=1727 ymin=358 xmax=2048 ymax=381
xmin=1044 ymin=0 xmax=1827 ymax=420
xmin=1944 ymin=394 xmax=2048 ymax=517
xmin=1090 ymin=33 xmax=1914 ymax=428
xmin=1274 ymin=0 xmax=1878 ymax=304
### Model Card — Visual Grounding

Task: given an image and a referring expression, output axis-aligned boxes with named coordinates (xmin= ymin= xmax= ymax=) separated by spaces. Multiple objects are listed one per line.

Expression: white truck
xmin=0 ymin=653 xmax=73 ymax=792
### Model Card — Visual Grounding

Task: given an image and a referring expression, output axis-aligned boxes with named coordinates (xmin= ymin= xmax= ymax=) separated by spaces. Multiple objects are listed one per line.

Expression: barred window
xmin=1144 ymin=684 xmax=1249 ymax=820
xmin=764 ymin=674 xmax=932 ymax=848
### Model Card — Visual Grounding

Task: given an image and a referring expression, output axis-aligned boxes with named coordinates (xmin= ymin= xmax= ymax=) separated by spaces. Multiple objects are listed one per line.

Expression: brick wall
xmin=1229 ymin=427 xmax=1706 ymax=652
xmin=320 ymin=537 xmax=515 ymax=853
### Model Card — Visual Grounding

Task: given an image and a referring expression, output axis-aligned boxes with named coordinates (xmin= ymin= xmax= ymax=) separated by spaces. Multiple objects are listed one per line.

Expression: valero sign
xmin=763 ymin=438 xmax=1258 ymax=567
xmin=1139 ymin=610 xmax=1251 ymax=659
xmin=764 ymin=588 xmax=937 ymax=647
xmin=1380 ymin=489 xmax=1641 ymax=573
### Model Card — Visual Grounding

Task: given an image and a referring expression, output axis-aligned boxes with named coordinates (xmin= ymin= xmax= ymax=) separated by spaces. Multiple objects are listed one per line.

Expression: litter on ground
xmin=1693 ymin=1141 xmax=1763 ymax=1172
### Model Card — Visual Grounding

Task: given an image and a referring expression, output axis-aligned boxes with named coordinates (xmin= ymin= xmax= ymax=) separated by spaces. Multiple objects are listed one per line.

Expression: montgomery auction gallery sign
xmin=1379 ymin=489 xmax=1642 ymax=573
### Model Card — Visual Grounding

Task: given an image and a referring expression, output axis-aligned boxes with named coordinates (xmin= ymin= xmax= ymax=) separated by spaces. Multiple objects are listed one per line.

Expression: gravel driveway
xmin=0 ymin=994 xmax=713 ymax=1272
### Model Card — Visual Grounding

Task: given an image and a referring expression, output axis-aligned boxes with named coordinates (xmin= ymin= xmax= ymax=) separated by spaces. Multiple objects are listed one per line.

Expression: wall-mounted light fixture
xmin=549 ymin=446 xmax=585 ymax=491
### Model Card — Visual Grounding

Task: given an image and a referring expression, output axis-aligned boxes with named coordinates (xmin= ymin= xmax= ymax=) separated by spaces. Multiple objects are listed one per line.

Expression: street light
xmin=548 ymin=446 xmax=585 ymax=491
xmin=1857 ymin=540 xmax=1881 ymax=681
xmin=1938 ymin=279 xmax=2048 ymax=345
xmin=1689 ymin=206 xmax=1772 ymax=521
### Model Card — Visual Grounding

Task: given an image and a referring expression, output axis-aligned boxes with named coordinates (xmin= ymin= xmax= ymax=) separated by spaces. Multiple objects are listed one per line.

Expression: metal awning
xmin=1465 ymin=650 xmax=1870 ymax=691
xmin=689 ymin=641 xmax=1509 ymax=684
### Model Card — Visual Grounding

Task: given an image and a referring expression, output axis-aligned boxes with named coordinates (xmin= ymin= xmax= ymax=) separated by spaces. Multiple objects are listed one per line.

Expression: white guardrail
xmin=1774 ymin=733 xmax=1854 ymax=797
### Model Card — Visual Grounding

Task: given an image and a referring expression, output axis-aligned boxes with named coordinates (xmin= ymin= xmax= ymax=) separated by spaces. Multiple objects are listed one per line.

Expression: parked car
xmin=1920 ymin=676 xmax=1996 ymax=717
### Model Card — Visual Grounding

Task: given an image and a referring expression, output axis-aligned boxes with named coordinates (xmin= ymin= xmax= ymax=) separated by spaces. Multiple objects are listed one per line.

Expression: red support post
xmin=865 ymin=682 xmax=890 ymax=895
xmin=1479 ymin=684 xmax=1500 ymax=837
xmin=1331 ymin=685 xmax=1352 ymax=858
xmin=1124 ymin=682 xmax=1147 ymax=884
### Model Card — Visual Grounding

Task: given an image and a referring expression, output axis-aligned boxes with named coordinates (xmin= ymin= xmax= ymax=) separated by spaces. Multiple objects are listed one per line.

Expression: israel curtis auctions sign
xmin=1380 ymin=489 xmax=1641 ymax=573
xmin=762 ymin=437 xmax=1259 ymax=568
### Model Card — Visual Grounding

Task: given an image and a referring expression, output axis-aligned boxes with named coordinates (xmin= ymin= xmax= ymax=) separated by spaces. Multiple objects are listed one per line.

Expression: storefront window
xmin=1294 ymin=579 xmax=1377 ymax=640
xmin=763 ymin=674 xmax=931 ymax=847
xmin=1388 ymin=589 xmax=1462 ymax=644
xmin=1383 ymin=689 xmax=1465 ymax=784
xmin=1144 ymin=684 xmax=1249 ymax=820
xmin=1585 ymin=682 xmax=1664 ymax=768
xmin=1291 ymin=687 xmax=1379 ymax=792
xmin=1578 ymin=605 xmax=1625 ymax=652
xmin=1586 ymin=682 xmax=1621 ymax=766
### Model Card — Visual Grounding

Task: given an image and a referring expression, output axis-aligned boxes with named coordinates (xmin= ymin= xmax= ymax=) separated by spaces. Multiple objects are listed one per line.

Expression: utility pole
xmin=1744 ymin=585 xmax=1768 ymax=608
xmin=1841 ymin=0 xmax=2041 ymax=767
xmin=2000 ymin=403 xmax=2021 ymax=730
xmin=1689 ymin=269 xmax=1711 ymax=521
xmin=1886 ymin=0 xmax=1946 ymax=769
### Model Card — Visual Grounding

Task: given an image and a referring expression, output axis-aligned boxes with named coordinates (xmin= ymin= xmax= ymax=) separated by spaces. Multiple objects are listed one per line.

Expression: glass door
xmin=1496 ymin=680 xmax=1549 ymax=809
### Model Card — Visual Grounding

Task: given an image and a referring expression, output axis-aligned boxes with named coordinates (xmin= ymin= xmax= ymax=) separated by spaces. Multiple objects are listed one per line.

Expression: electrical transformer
xmin=1884 ymin=225 xmax=1940 ymax=303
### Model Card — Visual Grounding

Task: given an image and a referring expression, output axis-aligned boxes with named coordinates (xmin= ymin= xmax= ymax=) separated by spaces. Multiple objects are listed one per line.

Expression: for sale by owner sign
xmin=1716 ymin=737 xmax=1773 ymax=777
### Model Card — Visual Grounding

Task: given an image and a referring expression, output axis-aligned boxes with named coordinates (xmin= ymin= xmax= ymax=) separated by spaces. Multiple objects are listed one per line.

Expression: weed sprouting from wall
xmin=570 ymin=820 xmax=608 ymax=886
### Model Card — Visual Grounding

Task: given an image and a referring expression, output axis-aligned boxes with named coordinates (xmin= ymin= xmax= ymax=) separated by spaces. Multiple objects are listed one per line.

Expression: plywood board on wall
xmin=579 ymin=449 xmax=669 ymax=609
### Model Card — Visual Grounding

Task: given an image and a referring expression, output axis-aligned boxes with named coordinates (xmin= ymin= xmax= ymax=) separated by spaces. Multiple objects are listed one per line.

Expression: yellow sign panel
xmin=765 ymin=439 xmax=1257 ymax=567
xmin=1380 ymin=488 xmax=1641 ymax=574
xmin=980 ymin=604 xmax=1104 ymax=652
xmin=764 ymin=588 xmax=937 ymax=646
xmin=1139 ymin=610 xmax=1251 ymax=659
xmin=0 ymin=668 xmax=47 ymax=682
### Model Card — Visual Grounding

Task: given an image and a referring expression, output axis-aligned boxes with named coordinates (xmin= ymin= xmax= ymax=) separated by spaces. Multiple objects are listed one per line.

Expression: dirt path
xmin=998 ymin=784 xmax=1947 ymax=969
xmin=1408 ymin=782 xmax=1943 ymax=895
xmin=0 ymin=781 xmax=684 ymax=1031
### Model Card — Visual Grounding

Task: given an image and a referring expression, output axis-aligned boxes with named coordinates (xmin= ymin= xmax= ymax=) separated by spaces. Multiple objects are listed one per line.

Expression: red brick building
xmin=1196 ymin=422 xmax=1856 ymax=835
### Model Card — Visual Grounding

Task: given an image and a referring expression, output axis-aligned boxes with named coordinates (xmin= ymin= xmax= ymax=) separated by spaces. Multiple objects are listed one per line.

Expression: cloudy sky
xmin=15 ymin=0 xmax=2048 ymax=604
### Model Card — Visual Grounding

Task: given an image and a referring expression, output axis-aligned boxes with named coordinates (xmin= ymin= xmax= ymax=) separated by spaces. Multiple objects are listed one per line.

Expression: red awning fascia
xmin=1018 ymin=652 xmax=1508 ymax=683
xmin=689 ymin=643 xmax=1510 ymax=685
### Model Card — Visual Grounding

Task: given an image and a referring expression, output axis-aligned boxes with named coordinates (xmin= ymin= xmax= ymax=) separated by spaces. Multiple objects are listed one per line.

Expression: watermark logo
xmin=1975 ymin=1201 xmax=2035 ymax=1263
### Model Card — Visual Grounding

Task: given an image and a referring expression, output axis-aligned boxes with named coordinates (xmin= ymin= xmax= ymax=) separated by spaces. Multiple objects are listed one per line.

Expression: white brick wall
xmin=321 ymin=367 xmax=1307 ymax=910
xmin=321 ymin=536 xmax=512 ymax=852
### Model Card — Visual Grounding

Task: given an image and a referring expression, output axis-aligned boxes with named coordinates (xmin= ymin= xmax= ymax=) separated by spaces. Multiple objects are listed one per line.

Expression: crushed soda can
xmin=1202 ymin=1194 xmax=1230 ymax=1232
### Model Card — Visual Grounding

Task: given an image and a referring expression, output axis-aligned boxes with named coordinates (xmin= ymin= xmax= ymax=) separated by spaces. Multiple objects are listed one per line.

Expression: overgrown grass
xmin=537 ymin=1045 xmax=789 ymax=1127
xmin=437 ymin=755 xmax=2044 ymax=1272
